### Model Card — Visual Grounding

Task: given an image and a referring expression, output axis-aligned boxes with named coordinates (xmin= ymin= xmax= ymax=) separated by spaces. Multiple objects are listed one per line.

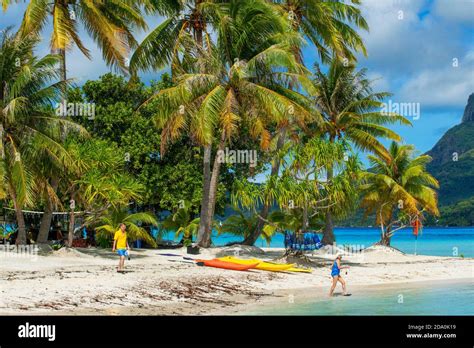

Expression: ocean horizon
xmin=160 ymin=226 xmax=474 ymax=258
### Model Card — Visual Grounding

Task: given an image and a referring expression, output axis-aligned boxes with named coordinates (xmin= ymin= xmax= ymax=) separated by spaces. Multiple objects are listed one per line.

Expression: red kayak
xmin=196 ymin=258 xmax=258 ymax=271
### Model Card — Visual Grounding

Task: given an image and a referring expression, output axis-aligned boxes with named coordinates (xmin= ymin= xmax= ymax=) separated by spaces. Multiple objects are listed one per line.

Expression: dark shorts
xmin=331 ymin=272 xmax=340 ymax=278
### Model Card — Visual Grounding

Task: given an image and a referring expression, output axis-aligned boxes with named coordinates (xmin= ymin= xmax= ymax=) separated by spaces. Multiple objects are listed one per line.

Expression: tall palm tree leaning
xmin=360 ymin=142 xmax=439 ymax=246
xmin=130 ymin=0 xmax=286 ymax=244
xmin=0 ymin=29 xmax=85 ymax=244
xmin=130 ymin=0 xmax=219 ymax=249
xmin=310 ymin=58 xmax=412 ymax=245
xmin=134 ymin=0 xmax=313 ymax=247
xmin=130 ymin=0 xmax=277 ymax=248
xmin=241 ymin=0 xmax=370 ymax=246
xmin=2 ymin=0 xmax=147 ymax=244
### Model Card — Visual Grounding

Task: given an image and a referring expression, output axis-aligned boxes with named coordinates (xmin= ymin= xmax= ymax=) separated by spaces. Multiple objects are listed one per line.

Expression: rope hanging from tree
xmin=2 ymin=207 xmax=83 ymax=215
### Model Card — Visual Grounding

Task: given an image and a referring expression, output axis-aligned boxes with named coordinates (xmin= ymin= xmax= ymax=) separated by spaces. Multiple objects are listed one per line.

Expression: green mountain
xmin=425 ymin=93 xmax=474 ymax=225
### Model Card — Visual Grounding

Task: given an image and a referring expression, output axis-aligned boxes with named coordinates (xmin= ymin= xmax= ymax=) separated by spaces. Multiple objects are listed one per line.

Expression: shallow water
xmin=160 ymin=227 xmax=474 ymax=257
xmin=246 ymin=280 xmax=474 ymax=315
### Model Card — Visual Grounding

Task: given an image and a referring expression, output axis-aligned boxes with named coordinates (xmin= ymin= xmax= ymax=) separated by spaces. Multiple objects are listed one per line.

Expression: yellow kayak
xmin=287 ymin=267 xmax=313 ymax=273
xmin=218 ymin=256 xmax=294 ymax=272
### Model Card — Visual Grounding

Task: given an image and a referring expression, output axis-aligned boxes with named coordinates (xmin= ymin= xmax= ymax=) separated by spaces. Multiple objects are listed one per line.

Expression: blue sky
xmin=1 ymin=0 xmax=473 ymax=160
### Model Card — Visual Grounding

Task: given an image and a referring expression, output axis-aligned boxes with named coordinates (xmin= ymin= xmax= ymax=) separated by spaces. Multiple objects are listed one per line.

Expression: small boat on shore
xmin=218 ymin=256 xmax=294 ymax=272
xmin=195 ymin=258 xmax=258 ymax=271
xmin=286 ymin=267 xmax=312 ymax=273
xmin=219 ymin=256 xmax=313 ymax=273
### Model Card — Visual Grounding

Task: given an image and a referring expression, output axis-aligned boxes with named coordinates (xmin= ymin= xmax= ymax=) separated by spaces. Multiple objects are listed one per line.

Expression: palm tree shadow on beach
xmin=75 ymin=247 xmax=150 ymax=260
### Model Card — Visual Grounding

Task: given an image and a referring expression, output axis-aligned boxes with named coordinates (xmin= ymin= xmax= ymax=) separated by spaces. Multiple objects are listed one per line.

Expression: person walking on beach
xmin=329 ymin=254 xmax=350 ymax=297
xmin=112 ymin=223 xmax=130 ymax=272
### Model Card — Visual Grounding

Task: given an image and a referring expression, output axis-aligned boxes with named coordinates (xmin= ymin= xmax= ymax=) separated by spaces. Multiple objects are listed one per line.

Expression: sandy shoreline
xmin=0 ymin=245 xmax=472 ymax=315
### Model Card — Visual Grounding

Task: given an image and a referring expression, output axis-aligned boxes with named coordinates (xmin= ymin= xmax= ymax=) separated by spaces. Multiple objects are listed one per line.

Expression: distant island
xmin=337 ymin=94 xmax=474 ymax=228
xmin=425 ymin=94 xmax=474 ymax=226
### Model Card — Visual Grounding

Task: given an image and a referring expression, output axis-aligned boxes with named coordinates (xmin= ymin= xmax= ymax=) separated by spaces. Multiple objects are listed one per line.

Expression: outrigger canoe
xmin=218 ymin=256 xmax=294 ymax=272
xmin=195 ymin=258 xmax=258 ymax=271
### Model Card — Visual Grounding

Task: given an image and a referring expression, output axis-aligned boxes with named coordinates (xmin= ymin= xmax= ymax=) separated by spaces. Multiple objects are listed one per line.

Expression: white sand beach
xmin=0 ymin=245 xmax=472 ymax=315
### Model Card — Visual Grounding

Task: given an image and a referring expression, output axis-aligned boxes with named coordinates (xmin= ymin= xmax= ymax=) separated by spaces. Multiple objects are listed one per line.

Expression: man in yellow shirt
xmin=112 ymin=223 xmax=130 ymax=272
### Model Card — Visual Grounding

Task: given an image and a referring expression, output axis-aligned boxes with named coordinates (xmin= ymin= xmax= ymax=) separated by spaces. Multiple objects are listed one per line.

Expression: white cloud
xmin=398 ymin=51 xmax=474 ymax=107
xmin=357 ymin=0 xmax=465 ymax=74
xmin=355 ymin=0 xmax=473 ymax=108
xmin=432 ymin=0 xmax=474 ymax=23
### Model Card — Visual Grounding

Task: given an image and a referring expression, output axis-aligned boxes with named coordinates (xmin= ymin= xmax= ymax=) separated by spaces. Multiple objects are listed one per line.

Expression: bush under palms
xmin=95 ymin=208 xmax=158 ymax=248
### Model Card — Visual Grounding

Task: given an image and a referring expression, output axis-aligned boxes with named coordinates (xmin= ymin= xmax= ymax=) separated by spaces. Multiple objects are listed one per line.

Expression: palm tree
xmin=1 ymin=0 xmax=19 ymax=11
xmin=263 ymin=208 xmax=323 ymax=236
xmin=131 ymin=0 xmax=293 ymax=248
xmin=35 ymin=137 xmax=143 ymax=245
xmin=137 ymin=1 xmax=311 ymax=247
xmin=220 ymin=209 xmax=274 ymax=246
xmin=159 ymin=200 xmax=200 ymax=244
xmin=131 ymin=0 xmax=219 ymax=250
xmin=0 ymin=29 xmax=85 ymax=244
xmin=2 ymin=0 xmax=147 ymax=241
xmin=12 ymin=0 xmax=147 ymax=76
xmin=95 ymin=208 xmax=158 ymax=248
xmin=232 ymin=136 xmax=359 ymax=245
xmin=146 ymin=46 xmax=311 ymax=247
xmin=242 ymin=0 xmax=370 ymax=246
xmin=311 ymin=58 xmax=411 ymax=245
xmin=270 ymin=0 xmax=368 ymax=63
xmin=360 ymin=141 xmax=439 ymax=246
xmin=64 ymin=138 xmax=145 ymax=245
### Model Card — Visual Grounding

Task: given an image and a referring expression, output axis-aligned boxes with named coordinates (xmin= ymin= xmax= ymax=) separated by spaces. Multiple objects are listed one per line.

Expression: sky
xmin=1 ymin=0 xmax=473 ymax=164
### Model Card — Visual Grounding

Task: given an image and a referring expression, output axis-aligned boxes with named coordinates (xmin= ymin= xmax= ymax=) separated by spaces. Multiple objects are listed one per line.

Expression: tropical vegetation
xmin=0 ymin=0 xmax=443 ymax=251
xmin=360 ymin=142 xmax=439 ymax=246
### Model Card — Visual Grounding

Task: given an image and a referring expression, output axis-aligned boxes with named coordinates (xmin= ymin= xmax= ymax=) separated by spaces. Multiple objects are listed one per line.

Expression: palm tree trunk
xmin=59 ymin=48 xmax=67 ymax=97
xmin=379 ymin=233 xmax=391 ymax=246
xmin=302 ymin=199 xmax=309 ymax=231
xmin=322 ymin=166 xmax=335 ymax=245
xmin=39 ymin=48 xmax=67 ymax=244
xmin=194 ymin=17 xmax=212 ymax=248
xmin=68 ymin=192 xmax=75 ymax=247
xmin=196 ymin=145 xmax=212 ymax=247
xmin=10 ymin=187 xmax=26 ymax=245
xmin=322 ymin=135 xmax=336 ymax=245
xmin=242 ymin=128 xmax=286 ymax=246
xmin=202 ymin=132 xmax=226 ymax=247
xmin=379 ymin=227 xmax=392 ymax=246
xmin=37 ymin=178 xmax=58 ymax=243
xmin=379 ymin=215 xmax=393 ymax=247
xmin=37 ymin=199 xmax=54 ymax=243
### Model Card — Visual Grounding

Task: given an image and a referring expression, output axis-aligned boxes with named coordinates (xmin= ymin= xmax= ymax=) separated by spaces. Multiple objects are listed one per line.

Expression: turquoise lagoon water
xmin=246 ymin=281 xmax=474 ymax=315
xmin=159 ymin=227 xmax=474 ymax=257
